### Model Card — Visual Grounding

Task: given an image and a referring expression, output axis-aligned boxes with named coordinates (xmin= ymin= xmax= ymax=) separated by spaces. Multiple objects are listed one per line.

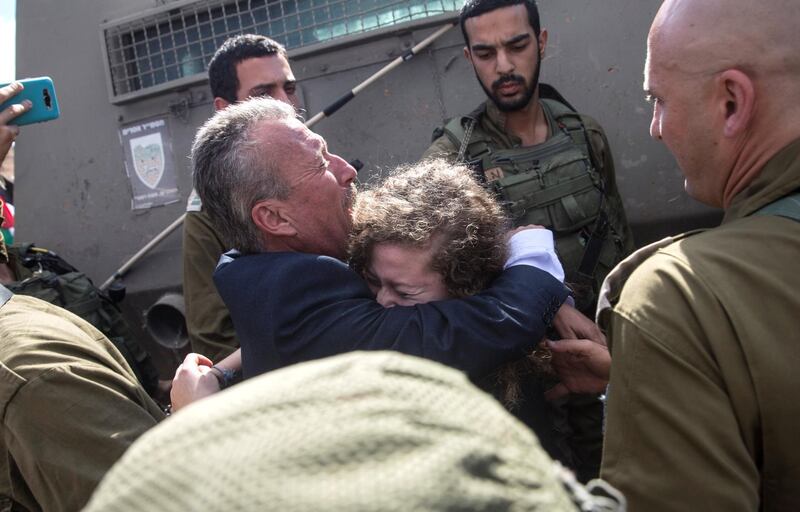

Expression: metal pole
xmin=99 ymin=213 xmax=186 ymax=291
xmin=305 ymin=22 xmax=456 ymax=127
xmin=98 ymin=22 xmax=457 ymax=290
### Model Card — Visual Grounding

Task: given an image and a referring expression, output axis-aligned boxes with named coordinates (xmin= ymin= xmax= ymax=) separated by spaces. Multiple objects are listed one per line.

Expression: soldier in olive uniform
xmin=0 ymin=82 xmax=163 ymax=512
xmin=549 ymin=0 xmax=800 ymax=509
xmin=424 ymin=0 xmax=633 ymax=482
xmin=599 ymin=1 xmax=800 ymax=509
xmin=424 ymin=0 xmax=633 ymax=315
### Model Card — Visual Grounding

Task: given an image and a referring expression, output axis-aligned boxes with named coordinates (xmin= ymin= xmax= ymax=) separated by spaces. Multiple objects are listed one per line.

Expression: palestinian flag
xmin=1 ymin=199 xmax=14 ymax=246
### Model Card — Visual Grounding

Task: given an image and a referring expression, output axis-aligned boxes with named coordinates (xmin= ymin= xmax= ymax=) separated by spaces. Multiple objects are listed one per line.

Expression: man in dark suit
xmin=183 ymin=34 xmax=300 ymax=363
xmin=172 ymin=97 xmax=593 ymax=407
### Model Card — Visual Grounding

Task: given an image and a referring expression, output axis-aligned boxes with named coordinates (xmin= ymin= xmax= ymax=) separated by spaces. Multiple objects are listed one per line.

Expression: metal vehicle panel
xmin=14 ymin=0 xmax=720 ymax=364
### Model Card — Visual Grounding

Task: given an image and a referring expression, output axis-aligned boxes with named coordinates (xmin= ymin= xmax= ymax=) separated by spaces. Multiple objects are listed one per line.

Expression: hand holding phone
xmin=0 ymin=77 xmax=60 ymax=127
xmin=0 ymin=82 xmax=31 ymax=162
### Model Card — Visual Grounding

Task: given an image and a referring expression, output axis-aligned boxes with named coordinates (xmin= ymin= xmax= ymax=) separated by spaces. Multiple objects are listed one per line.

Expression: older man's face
xmin=267 ymin=119 xmax=357 ymax=259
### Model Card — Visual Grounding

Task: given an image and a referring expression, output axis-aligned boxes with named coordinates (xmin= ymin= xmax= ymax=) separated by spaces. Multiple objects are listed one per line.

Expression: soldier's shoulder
xmin=606 ymin=232 xmax=706 ymax=313
xmin=567 ymin=110 xmax=607 ymax=138
xmin=422 ymin=134 xmax=458 ymax=161
xmin=0 ymin=294 xmax=105 ymax=362
xmin=543 ymin=99 xmax=609 ymax=145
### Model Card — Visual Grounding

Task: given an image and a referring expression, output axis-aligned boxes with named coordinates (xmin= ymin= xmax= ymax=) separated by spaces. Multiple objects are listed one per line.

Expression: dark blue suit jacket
xmin=214 ymin=251 xmax=568 ymax=379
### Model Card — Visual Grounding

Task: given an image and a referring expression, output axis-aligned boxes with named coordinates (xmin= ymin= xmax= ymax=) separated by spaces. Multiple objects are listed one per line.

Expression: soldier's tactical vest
xmin=4 ymin=244 xmax=159 ymax=395
xmin=441 ymin=98 xmax=625 ymax=312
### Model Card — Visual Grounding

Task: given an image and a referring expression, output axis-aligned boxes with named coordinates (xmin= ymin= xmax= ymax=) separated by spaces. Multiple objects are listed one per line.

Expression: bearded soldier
xmin=424 ymin=0 xmax=633 ymax=314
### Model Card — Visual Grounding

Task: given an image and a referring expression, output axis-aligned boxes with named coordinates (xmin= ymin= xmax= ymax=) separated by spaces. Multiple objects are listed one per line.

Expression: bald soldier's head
xmin=644 ymin=0 xmax=800 ymax=208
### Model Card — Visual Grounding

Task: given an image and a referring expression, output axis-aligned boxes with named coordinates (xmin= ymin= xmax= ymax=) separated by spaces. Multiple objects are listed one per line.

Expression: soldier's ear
xmin=251 ymin=199 xmax=297 ymax=238
xmin=717 ymin=69 xmax=755 ymax=138
xmin=463 ymin=46 xmax=471 ymax=62
xmin=538 ymin=29 xmax=548 ymax=59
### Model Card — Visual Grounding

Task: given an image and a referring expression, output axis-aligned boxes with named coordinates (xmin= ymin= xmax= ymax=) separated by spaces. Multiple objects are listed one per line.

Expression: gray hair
xmin=191 ymin=97 xmax=297 ymax=253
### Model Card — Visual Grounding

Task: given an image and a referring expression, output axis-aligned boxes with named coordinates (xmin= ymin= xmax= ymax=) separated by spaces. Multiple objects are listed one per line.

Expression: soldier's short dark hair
xmin=460 ymin=0 xmax=541 ymax=46
xmin=208 ymin=34 xmax=287 ymax=103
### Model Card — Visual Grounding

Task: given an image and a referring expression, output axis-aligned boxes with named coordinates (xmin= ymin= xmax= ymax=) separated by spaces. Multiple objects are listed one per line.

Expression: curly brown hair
xmin=350 ymin=159 xmax=555 ymax=409
xmin=350 ymin=159 xmax=509 ymax=297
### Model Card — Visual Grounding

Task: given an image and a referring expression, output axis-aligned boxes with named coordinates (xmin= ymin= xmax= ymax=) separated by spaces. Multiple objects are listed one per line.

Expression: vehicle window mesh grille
xmin=103 ymin=0 xmax=462 ymax=99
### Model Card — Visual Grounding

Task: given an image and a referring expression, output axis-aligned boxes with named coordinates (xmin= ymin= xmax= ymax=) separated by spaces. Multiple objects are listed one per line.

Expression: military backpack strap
xmin=576 ymin=209 xmax=609 ymax=281
xmin=440 ymin=115 xmax=476 ymax=162
xmin=538 ymin=82 xmax=577 ymax=111
xmin=15 ymin=245 xmax=80 ymax=275
xmin=541 ymin=98 xmax=602 ymax=175
xmin=752 ymin=192 xmax=800 ymax=222
xmin=438 ymin=104 xmax=496 ymax=181
xmin=540 ymin=98 xmax=613 ymax=288
xmin=7 ymin=244 xmax=160 ymax=396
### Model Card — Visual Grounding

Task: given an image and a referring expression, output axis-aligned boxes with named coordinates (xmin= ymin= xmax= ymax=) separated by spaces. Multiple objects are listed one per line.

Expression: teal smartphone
xmin=0 ymin=76 xmax=60 ymax=125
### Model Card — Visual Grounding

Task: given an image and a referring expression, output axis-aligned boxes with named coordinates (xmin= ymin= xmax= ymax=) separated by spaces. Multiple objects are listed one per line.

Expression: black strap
xmin=577 ymin=209 xmax=610 ymax=280
xmin=542 ymin=96 xmax=614 ymax=285
xmin=539 ymin=83 xmax=577 ymax=111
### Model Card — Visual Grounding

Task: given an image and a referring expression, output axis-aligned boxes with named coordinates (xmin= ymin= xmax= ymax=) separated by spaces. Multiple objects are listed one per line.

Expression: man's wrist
xmin=209 ymin=365 xmax=241 ymax=389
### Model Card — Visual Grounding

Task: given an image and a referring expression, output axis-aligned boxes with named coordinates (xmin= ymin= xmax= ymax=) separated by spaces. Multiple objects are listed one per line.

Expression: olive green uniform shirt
xmin=424 ymin=99 xmax=633 ymax=482
xmin=422 ymin=99 xmax=634 ymax=259
xmin=182 ymin=210 xmax=238 ymax=361
xmin=0 ymin=290 xmax=164 ymax=512
xmin=599 ymin=138 xmax=800 ymax=511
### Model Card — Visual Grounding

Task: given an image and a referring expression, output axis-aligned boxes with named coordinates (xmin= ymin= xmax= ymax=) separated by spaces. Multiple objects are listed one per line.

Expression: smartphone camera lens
xmin=42 ymin=89 xmax=52 ymax=109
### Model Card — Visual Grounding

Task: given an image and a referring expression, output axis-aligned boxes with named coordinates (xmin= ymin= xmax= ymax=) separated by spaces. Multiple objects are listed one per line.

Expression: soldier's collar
xmin=724 ymin=137 xmax=800 ymax=222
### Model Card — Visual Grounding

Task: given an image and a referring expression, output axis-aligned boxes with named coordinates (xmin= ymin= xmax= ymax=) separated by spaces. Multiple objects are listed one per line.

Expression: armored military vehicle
xmin=14 ymin=0 xmax=719 ymax=373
